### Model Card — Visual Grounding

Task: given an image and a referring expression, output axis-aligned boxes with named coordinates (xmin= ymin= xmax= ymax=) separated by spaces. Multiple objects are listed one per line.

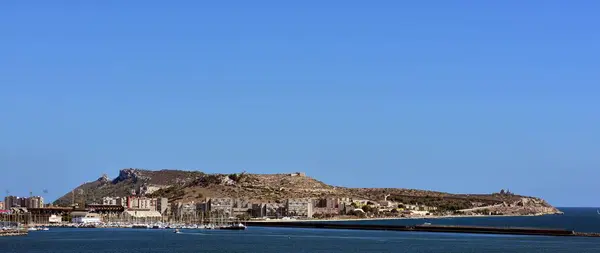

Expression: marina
xmin=38 ymin=221 xmax=246 ymax=231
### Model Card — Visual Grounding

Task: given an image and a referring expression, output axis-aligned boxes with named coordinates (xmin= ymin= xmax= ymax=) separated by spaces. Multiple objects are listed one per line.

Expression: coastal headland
xmin=51 ymin=168 xmax=561 ymax=220
xmin=2 ymin=168 xmax=563 ymax=233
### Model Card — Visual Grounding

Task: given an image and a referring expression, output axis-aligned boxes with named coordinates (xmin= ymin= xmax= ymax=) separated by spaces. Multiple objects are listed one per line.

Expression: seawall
xmin=0 ymin=229 xmax=28 ymax=237
xmin=245 ymin=222 xmax=599 ymax=237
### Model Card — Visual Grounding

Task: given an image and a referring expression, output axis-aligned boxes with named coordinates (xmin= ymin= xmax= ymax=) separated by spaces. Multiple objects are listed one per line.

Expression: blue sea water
xmin=1 ymin=208 xmax=599 ymax=253
xmin=337 ymin=207 xmax=600 ymax=233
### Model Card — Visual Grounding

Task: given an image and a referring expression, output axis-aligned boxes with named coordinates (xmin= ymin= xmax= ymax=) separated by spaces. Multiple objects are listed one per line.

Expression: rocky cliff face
xmin=53 ymin=168 xmax=561 ymax=216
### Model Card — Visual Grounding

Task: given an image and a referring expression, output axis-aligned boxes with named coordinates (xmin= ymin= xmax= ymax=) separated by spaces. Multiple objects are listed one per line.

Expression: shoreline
xmin=255 ymin=213 xmax=559 ymax=223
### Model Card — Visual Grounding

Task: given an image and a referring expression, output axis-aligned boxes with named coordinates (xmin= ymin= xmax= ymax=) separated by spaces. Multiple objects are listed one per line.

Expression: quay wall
xmin=0 ymin=229 xmax=28 ymax=237
xmin=245 ymin=222 xmax=586 ymax=237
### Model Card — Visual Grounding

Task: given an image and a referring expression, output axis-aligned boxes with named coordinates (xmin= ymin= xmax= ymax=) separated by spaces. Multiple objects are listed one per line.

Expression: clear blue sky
xmin=1 ymin=1 xmax=598 ymax=207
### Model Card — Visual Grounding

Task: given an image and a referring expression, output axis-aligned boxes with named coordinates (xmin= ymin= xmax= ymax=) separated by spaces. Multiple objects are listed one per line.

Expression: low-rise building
xmin=156 ymin=198 xmax=169 ymax=215
xmin=251 ymin=203 xmax=265 ymax=217
xmin=86 ymin=204 xmax=126 ymax=214
xmin=411 ymin=210 xmax=430 ymax=216
xmin=49 ymin=215 xmax=62 ymax=223
xmin=71 ymin=212 xmax=102 ymax=224
xmin=208 ymin=198 xmax=233 ymax=216
xmin=232 ymin=199 xmax=251 ymax=217
xmin=252 ymin=202 xmax=286 ymax=218
xmin=286 ymin=198 xmax=313 ymax=218
xmin=378 ymin=201 xmax=394 ymax=208
xmin=124 ymin=210 xmax=162 ymax=219
xmin=313 ymin=198 xmax=340 ymax=215
xmin=102 ymin=197 xmax=127 ymax=207
xmin=171 ymin=202 xmax=197 ymax=218
xmin=266 ymin=203 xmax=286 ymax=218
xmin=127 ymin=196 xmax=157 ymax=211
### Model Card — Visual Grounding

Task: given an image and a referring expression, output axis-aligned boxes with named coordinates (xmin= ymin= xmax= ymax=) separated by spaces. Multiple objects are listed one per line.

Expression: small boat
xmin=27 ymin=227 xmax=39 ymax=231
xmin=174 ymin=229 xmax=181 ymax=234
xmin=220 ymin=223 xmax=246 ymax=230
xmin=41 ymin=227 xmax=50 ymax=231
xmin=597 ymin=209 xmax=600 ymax=215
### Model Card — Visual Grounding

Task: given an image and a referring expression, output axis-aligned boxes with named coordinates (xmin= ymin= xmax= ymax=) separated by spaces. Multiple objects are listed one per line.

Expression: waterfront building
xmin=26 ymin=196 xmax=44 ymax=209
xmin=86 ymin=204 xmax=126 ymax=213
xmin=232 ymin=199 xmax=251 ymax=217
xmin=286 ymin=198 xmax=313 ymax=218
xmin=101 ymin=197 xmax=127 ymax=207
xmin=71 ymin=211 xmax=102 ymax=224
xmin=0 ymin=201 xmax=4 ymax=210
xmin=4 ymin=196 xmax=44 ymax=209
xmin=250 ymin=203 xmax=265 ymax=217
xmin=123 ymin=210 xmax=162 ymax=220
xmin=156 ymin=198 xmax=169 ymax=215
xmin=208 ymin=198 xmax=234 ymax=216
xmin=171 ymin=202 xmax=197 ymax=218
xmin=4 ymin=196 xmax=20 ymax=208
xmin=127 ymin=196 xmax=157 ymax=211
xmin=313 ymin=198 xmax=340 ymax=215
xmin=251 ymin=202 xmax=286 ymax=218
xmin=49 ymin=215 xmax=62 ymax=223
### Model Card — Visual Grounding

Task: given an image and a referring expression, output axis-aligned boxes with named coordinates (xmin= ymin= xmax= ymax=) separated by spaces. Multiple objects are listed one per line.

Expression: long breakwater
xmin=245 ymin=222 xmax=600 ymax=237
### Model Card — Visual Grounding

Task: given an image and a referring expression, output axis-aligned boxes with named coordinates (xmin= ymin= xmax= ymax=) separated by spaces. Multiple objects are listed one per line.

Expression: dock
xmin=0 ymin=229 xmax=28 ymax=237
xmin=245 ymin=222 xmax=600 ymax=237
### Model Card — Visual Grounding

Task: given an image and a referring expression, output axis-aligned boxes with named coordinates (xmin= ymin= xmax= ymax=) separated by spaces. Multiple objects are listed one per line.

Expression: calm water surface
xmin=339 ymin=207 xmax=600 ymax=233
xmin=1 ymin=208 xmax=599 ymax=252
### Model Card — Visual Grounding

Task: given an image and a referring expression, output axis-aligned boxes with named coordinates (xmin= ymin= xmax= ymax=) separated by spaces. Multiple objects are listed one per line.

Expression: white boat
xmin=41 ymin=227 xmax=50 ymax=231
xmin=132 ymin=224 xmax=150 ymax=229
xmin=174 ymin=229 xmax=181 ymax=234
xmin=220 ymin=223 xmax=246 ymax=230
xmin=27 ymin=227 xmax=39 ymax=231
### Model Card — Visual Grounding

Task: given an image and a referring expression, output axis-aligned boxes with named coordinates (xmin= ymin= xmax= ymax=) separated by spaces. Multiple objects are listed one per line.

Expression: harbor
xmin=30 ymin=221 xmax=247 ymax=230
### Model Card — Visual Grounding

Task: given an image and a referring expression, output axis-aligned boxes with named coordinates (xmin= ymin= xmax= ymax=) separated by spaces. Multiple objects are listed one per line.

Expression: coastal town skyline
xmin=0 ymin=168 xmax=560 ymax=227
xmin=0 ymin=164 xmax=597 ymax=208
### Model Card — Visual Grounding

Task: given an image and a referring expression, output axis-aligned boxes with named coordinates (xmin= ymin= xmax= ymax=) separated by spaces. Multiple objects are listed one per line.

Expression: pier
xmin=0 ymin=229 xmax=28 ymax=237
xmin=245 ymin=222 xmax=600 ymax=237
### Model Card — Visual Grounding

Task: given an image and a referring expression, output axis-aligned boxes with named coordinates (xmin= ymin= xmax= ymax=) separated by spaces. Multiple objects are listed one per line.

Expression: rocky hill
xmin=53 ymin=168 xmax=561 ymax=215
